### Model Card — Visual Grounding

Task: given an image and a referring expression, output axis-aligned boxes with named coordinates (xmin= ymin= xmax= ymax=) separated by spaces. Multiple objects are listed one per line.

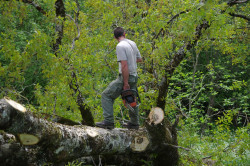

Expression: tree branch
xmin=6 ymin=0 xmax=47 ymax=15
xmin=53 ymin=0 xmax=66 ymax=54
xmin=69 ymin=71 xmax=95 ymax=126
xmin=152 ymin=10 xmax=189 ymax=41
xmin=156 ymin=21 xmax=210 ymax=109
xmin=163 ymin=143 xmax=191 ymax=151
xmin=227 ymin=0 xmax=249 ymax=6
xmin=229 ymin=13 xmax=250 ymax=21
xmin=24 ymin=0 xmax=47 ymax=15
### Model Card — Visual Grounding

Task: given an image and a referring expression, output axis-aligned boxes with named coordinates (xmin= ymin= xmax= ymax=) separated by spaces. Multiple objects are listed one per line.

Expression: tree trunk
xmin=0 ymin=98 xmax=178 ymax=165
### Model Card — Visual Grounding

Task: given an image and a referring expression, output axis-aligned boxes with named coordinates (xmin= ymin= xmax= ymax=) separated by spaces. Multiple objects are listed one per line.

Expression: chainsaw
xmin=121 ymin=89 xmax=141 ymax=115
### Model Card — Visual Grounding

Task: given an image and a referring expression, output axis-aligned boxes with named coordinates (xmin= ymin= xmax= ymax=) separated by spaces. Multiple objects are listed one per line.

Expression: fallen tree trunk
xmin=0 ymin=98 xmax=178 ymax=165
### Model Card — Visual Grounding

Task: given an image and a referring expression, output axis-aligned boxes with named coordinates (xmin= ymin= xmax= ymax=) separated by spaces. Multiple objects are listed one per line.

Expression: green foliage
xmin=65 ymin=161 xmax=83 ymax=166
xmin=178 ymin=119 xmax=249 ymax=166
xmin=0 ymin=0 xmax=249 ymax=164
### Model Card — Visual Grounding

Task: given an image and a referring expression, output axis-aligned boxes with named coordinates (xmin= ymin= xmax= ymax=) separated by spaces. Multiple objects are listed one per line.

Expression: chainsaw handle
xmin=121 ymin=89 xmax=141 ymax=103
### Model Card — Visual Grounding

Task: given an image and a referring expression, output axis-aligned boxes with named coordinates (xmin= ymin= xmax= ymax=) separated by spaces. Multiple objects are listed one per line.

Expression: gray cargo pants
xmin=102 ymin=74 xmax=139 ymax=125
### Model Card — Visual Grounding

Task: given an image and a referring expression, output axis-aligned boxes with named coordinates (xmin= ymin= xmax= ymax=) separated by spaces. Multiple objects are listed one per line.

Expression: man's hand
xmin=136 ymin=58 xmax=143 ymax=63
xmin=123 ymin=83 xmax=130 ymax=90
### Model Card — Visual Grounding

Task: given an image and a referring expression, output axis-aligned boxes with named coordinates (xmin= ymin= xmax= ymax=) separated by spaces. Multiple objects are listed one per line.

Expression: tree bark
xmin=0 ymin=98 xmax=178 ymax=165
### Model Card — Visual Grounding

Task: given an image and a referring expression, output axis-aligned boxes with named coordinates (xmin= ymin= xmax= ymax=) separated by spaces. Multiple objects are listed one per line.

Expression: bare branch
xmin=66 ymin=14 xmax=74 ymax=21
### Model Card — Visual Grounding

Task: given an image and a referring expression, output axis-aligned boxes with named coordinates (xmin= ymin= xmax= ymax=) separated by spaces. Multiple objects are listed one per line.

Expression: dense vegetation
xmin=0 ymin=0 xmax=249 ymax=165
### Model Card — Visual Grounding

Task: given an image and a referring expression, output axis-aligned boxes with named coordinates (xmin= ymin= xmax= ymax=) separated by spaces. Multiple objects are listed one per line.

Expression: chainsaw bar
xmin=125 ymin=102 xmax=137 ymax=116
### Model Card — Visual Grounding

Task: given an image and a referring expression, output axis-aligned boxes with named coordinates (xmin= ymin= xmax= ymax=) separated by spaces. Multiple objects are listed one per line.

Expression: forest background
xmin=0 ymin=0 xmax=249 ymax=165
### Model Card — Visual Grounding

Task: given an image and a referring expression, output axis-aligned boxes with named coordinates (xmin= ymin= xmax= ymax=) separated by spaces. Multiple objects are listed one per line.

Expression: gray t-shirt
xmin=116 ymin=39 xmax=141 ymax=76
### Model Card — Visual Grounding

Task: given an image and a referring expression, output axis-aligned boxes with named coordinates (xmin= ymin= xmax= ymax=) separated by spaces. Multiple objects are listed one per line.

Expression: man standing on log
xmin=96 ymin=27 xmax=142 ymax=129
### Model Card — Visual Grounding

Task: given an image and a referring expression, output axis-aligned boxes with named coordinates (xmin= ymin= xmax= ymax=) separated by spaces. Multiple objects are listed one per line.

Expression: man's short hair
xmin=114 ymin=27 xmax=125 ymax=39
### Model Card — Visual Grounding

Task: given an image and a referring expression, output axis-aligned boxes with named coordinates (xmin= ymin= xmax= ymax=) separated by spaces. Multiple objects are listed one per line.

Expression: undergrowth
xmin=178 ymin=118 xmax=249 ymax=166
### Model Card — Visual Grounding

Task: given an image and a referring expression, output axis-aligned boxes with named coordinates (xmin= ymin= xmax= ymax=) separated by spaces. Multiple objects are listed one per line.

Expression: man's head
xmin=114 ymin=27 xmax=125 ymax=39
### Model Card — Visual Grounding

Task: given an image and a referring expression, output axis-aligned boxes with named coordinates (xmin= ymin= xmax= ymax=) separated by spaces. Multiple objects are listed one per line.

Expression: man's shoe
xmin=122 ymin=122 xmax=139 ymax=130
xmin=96 ymin=121 xmax=114 ymax=129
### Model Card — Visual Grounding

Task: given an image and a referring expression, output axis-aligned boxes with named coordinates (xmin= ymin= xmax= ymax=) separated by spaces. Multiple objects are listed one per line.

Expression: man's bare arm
xmin=120 ymin=60 xmax=130 ymax=90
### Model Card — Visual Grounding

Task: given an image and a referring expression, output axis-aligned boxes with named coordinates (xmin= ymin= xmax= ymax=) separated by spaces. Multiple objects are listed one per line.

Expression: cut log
xmin=0 ymin=99 xmax=151 ymax=161
xmin=0 ymin=98 xmax=178 ymax=165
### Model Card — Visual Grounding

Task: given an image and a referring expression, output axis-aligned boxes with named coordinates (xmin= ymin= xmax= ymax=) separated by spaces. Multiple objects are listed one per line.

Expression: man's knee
xmin=101 ymin=91 xmax=109 ymax=99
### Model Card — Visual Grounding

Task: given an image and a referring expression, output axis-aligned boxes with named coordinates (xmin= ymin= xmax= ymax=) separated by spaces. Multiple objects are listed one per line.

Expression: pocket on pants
xmin=103 ymin=79 xmax=123 ymax=99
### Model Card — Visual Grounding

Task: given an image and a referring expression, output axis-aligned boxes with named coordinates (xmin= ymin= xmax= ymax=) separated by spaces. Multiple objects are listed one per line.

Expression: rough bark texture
xmin=0 ymin=99 xmax=178 ymax=165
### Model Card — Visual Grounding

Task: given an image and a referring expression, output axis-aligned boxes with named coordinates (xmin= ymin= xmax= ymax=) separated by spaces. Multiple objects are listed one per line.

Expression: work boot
xmin=95 ymin=121 xmax=114 ymax=129
xmin=122 ymin=122 xmax=139 ymax=130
